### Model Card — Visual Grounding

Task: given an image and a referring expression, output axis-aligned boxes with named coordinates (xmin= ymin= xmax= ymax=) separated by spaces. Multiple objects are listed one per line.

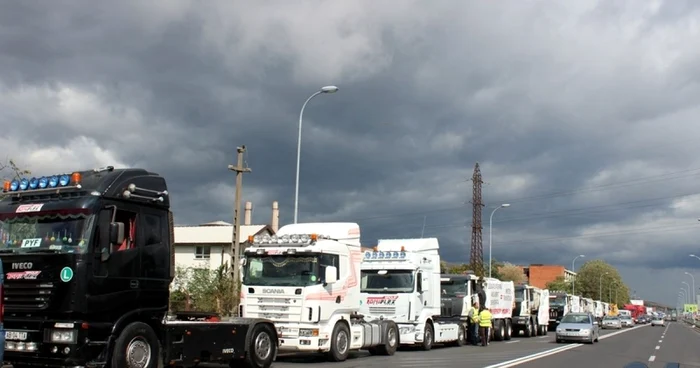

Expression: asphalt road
xmin=273 ymin=325 xmax=648 ymax=368
xmin=513 ymin=321 xmax=699 ymax=368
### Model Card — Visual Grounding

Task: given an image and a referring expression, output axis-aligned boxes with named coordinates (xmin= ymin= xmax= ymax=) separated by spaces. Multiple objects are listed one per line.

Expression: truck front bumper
xmin=276 ymin=324 xmax=332 ymax=353
xmin=4 ymin=319 xmax=92 ymax=367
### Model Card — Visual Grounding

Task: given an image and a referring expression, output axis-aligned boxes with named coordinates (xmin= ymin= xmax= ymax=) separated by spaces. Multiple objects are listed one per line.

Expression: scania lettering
xmin=359 ymin=238 xmax=466 ymax=350
xmin=241 ymin=223 xmax=399 ymax=362
xmin=0 ymin=167 xmax=277 ymax=368
xmin=512 ymin=284 xmax=550 ymax=337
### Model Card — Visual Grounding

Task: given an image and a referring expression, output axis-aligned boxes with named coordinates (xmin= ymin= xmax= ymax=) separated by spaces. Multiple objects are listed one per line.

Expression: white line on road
xmin=538 ymin=336 xmax=547 ymax=338
xmin=655 ymin=346 xmax=660 ymax=350
xmin=483 ymin=325 xmax=647 ymax=368
xmin=505 ymin=340 xmax=520 ymax=344
xmin=649 ymin=355 xmax=656 ymax=362
xmin=658 ymin=340 xmax=662 ymax=342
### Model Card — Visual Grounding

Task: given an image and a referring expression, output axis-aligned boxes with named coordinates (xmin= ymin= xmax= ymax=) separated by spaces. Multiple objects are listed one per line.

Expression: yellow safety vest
xmin=468 ymin=306 xmax=479 ymax=323
xmin=479 ymin=310 xmax=492 ymax=328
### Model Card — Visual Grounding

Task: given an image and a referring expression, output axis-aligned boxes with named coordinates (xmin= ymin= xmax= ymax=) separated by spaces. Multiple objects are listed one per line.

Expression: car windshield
xmin=0 ymin=209 xmax=95 ymax=254
xmin=561 ymin=314 xmax=591 ymax=324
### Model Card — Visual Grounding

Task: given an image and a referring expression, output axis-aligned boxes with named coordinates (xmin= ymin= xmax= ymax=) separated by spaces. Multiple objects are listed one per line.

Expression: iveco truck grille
xmin=3 ymin=281 xmax=54 ymax=310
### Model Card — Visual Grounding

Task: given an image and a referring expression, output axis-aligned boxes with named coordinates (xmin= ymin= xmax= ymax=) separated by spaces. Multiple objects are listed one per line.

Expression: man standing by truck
xmin=479 ymin=307 xmax=493 ymax=347
xmin=468 ymin=301 xmax=480 ymax=345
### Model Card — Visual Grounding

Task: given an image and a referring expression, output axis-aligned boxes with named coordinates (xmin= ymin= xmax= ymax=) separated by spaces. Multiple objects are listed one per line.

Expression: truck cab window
xmin=143 ymin=214 xmax=161 ymax=246
xmin=113 ymin=209 xmax=137 ymax=252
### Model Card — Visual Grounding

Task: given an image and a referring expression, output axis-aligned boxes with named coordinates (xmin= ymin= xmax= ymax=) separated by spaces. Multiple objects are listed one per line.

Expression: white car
xmin=651 ymin=317 xmax=665 ymax=327
xmin=620 ymin=316 xmax=634 ymax=327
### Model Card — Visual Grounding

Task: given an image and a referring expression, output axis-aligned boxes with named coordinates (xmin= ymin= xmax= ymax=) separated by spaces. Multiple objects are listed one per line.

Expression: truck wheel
xmin=523 ymin=322 xmax=532 ymax=337
xmin=328 ymin=323 xmax=351 ymax=362
xmin=449 ymin=324 xmax=466 ymax=347
xmin=239 ymin=323 xmax=276 ymax=368
xmin=111 ymin=322 xmax=160 ymax=368
xmin=504 ymin=320 xmax=512 ymax=340
xmin=420 ymin=323 xmax=433 ymax=351
xmin=493 ymin=320 xmax=504 ymax=341
xmin=374 ymin=321 xmax=399 ymax=355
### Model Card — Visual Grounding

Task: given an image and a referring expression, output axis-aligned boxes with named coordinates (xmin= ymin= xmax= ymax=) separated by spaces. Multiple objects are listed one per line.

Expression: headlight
xmin=399 ymin=326 xmax=415 ymax=334
xmin=556 ymin=329 xmax=563 ymax=333
xmin=298 ymin=329 xmax=319 ymax=337
xmin=49 ymin=329 xmax=77 ymax=344
xmin=579 ymin=329 xmax=590 ymax=334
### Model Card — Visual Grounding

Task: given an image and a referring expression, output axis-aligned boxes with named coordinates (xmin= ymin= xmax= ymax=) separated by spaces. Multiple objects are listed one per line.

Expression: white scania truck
xmin=240 ymin=223 xmax=399 ymax=362
xmin=359 ymin=238 xmax=466 ymax=350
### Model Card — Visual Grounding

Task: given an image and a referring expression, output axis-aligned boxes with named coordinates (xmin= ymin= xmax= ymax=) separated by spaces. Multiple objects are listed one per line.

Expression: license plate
xmin=6 ymin=331 xmax=28 ymax=340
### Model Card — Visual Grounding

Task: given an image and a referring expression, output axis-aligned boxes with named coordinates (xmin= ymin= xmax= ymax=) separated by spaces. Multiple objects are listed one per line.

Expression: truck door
xmin=90 ymin=206 xmax=142 ymax=314
xmin=138 ymin=209 xmax=170 ymax=309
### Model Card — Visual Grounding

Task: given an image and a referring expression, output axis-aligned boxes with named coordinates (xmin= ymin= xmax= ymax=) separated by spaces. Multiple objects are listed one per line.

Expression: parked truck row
xmin=547 ymin=292 xmax=614 ymax=331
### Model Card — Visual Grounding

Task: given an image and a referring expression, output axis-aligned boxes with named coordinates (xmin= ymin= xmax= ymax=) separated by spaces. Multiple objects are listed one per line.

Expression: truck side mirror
xmin=324 ymin=266 xmax=338 ymax=284
xmin=109 ymin=222 xmax=125 ymax=245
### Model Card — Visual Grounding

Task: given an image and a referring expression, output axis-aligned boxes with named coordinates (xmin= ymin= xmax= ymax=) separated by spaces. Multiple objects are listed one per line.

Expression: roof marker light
xmin=48 ymin=176 xmax=59 ymax=188
xmin=19 ymin=178 xmax=29 ymax=190
xmin=59 ymin=175 xmax=70 ymax=186
xmin=28 ymin=177 xmax=39 ymax=189
xmin=38 ymin=177 xmax=48 ymax=188
xmin=3 ymin=181 xmax=10 ymax=192
xmin=70 ymin=172 xmax=81 ymax=185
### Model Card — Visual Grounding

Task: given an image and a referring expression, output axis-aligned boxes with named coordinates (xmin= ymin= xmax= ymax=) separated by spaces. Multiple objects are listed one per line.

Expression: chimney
xmin=271 ymin=201 xmax=279 ymax=233
xmin=244 ymin=201 xmax=252 ymax=225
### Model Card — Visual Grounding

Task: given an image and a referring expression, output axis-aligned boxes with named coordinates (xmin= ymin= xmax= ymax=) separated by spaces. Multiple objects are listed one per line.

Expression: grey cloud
xmin=2 ymin=0 xmax=700 ymax=305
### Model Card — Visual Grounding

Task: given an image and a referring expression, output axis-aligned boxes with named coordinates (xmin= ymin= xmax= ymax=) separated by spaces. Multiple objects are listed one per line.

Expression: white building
xmin=174 ymin=201 xmax=279 ymax=270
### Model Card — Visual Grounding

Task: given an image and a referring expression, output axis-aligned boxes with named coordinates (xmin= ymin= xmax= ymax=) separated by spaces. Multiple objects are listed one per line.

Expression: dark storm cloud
xmin=2 ymin=0 xmax=700 ymax=305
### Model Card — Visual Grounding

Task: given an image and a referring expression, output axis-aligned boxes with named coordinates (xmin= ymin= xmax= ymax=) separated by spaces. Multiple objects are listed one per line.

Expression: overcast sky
xmin=1 ymin=0 xmax=699 ymax=307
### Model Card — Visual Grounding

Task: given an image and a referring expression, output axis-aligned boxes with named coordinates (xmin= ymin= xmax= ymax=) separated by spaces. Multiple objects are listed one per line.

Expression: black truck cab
xmin=0 ymin=167 xmax=277 ymax=368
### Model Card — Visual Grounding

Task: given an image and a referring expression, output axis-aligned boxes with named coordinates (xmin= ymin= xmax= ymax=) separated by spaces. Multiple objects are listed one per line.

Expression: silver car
xmin=620 ymin=315 xmax=634 ymax=327
xmin=602 ymin=315 xmax=622 ymax=329
xmin=651 ymin=317 xmax=665 ymax=327
xmin=555 ymin=312 xmax=600 ymax=344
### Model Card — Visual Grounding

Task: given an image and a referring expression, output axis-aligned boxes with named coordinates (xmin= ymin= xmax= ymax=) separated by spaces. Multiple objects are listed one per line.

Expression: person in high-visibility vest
xmin=467 ymin=301 xmax=480 ymax=345
xmin=478 ymin=307 xmax=493 ymax=347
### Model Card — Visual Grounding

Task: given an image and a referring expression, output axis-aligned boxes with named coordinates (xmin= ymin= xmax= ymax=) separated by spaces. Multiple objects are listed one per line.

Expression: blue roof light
xmin=59 ymin=175 xmax=71 ymax=186
xmin=29 ymin=177 xmax=39 ymax=189
xmin=38 ymin=177 xmax=48 ymax=188
xmin=19 ymin=178 xmax=29 ymax=190
xmin=48 ymin=176 xmax=59 ymax=188
xmin=10 ymin=180 xmax=19 ymax=191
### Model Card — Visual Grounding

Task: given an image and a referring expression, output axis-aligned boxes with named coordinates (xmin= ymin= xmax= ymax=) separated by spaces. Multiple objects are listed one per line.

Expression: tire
xmin=449 ymin=324 xmax=466 ymax=347
xmin=420 ymin=323 xmax=434 ymax=351
xmin=241 ymin=323 xmax=276 ymax=368
xmin=328 ymin=323 xmax=351 ymax=362
xmin=374 ymin=321 xmax=399 ymax=355
xmin=111 ymin=322 xmax=160 ymax=368
xmin=524 ymin=321 xmax=532 ymax=337
xmin=493 ymin=320 xmax=504 ymax=341
xmin=504 ymin=320 xmax=512 ymax=341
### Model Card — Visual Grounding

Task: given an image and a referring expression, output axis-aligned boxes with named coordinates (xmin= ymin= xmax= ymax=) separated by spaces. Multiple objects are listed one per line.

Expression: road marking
xmin=655 ymin=345 xmax=660 ymax=350
xmin=658 ymin=340 xmax=662 ymax=342
xmin=538 ymin=336 xmax=547 ymax=338
xmin=649 ymin=355 xmax=656 ymax=362
xmin=505 ymin=340 xmax=520 ymax=344
xmin=483 ymin=325 xmax=646 ymax=368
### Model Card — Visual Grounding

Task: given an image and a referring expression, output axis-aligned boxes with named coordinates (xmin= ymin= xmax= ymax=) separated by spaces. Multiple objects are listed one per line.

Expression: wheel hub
xmin=126 ymin=337 xmax=151 ymax=368
xmin=255 ymin=332 xmax=272 ymax=361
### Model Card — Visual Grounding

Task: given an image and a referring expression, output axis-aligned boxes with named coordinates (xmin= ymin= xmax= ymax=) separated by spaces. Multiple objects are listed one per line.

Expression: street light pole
xmin=572 ymin=254 xmax=585 ymax=296
xmin=683 ymin=282 xmax=691 ymax=304
xmin=599 ymin=272 xmax=608 ymax=301
xmin=609 ymin=282 xmax=616 ymax=303
xmin=293 ymin=85 xmax=339 ymax=224
xmin=685 ymin=271 xmax=696 ymax=305
xmin=488 ymin=204 xmax=510 ymax=278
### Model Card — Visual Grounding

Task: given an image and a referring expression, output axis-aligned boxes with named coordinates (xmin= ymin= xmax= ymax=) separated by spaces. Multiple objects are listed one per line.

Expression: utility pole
xmin=228 ymin=145 xmax=251 ymax=315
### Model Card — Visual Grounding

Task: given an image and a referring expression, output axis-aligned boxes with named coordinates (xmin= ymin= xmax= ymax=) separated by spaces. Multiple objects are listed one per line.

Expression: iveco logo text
xmin=262 ymin=288 xmax=285 ymax=294
xmin=12 ymin=262 xmax=33 ymax=270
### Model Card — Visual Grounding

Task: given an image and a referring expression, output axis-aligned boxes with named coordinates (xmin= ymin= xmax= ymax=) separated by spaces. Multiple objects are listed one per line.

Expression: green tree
xmin=546 ymin=276 xmax=573 ymax=294
xmin=170 ymin=264 xmax=240 ymax=316
xmin=567 ymin=259 xmax=630 ymax=305
xmin=497 ymin=262 xmax=526 ymax=283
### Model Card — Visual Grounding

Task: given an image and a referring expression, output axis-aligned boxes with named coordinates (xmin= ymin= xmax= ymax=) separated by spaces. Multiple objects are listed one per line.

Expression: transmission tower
xmin=470 ymin=162 xmax=485 ymax=277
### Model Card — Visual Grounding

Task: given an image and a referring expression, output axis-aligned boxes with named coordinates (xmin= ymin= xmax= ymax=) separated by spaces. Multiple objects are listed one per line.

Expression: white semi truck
xmin=594 ymin=300 xmax=605 ymax=322
xmin=359 ymin=238 xmax=466 ymax=349
xmin=570 ymin=295 xmax=581 ymax=313
xmin=512 ymin=285 xmax=550 ymax=337
xmin=582 ymin=297 xmax=594 ymax=314
xmin=548 ymin=291 xmax=571 ymax=331
xmin=240 ymin=223 xmax=399 ymax=362
xmin=440 ymin=273 xmax=515 ymax=342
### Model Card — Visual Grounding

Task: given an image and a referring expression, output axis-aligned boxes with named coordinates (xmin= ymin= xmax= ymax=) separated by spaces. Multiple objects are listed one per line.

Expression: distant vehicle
xmin=651 ymin=317 xmax=665 ymax=327
xmin=620 ymin=315 xmax=635 ymax=327
xmin=555 ymin=312 xmax=599 ymax=344
xmin=601 ymin=315 xmax=622 ymax=329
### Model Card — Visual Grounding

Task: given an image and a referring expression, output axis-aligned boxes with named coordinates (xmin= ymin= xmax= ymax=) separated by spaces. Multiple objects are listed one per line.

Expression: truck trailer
xmin=0 ymin=167 xmax=278 ymax=368
xmin=359 ymin=238 xmax=466 ymax=349
xmin=240 ymin=223 xmax=399 ymax=362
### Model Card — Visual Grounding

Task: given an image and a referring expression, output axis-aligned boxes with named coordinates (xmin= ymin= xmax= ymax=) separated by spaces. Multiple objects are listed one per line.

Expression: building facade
xmin=173 ymin=201 xmax=279 ymax=270
xmin=521 ymin=264 xmax=577 ymax=289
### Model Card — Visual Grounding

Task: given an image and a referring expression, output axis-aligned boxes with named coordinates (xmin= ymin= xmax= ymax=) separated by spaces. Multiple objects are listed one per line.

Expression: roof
xmin=174 ymin=222 xmax=274 ymax=244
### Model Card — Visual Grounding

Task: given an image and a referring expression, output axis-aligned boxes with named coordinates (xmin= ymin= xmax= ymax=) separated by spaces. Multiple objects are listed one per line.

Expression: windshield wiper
xmin=22 ymin=249 xmax=62 ymax=254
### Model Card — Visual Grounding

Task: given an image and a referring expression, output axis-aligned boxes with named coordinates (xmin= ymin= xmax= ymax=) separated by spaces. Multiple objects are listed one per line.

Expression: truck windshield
xmin=0 ymin=210 xmax=94 ymax=254
xmin=514 ymin=286 xmax=525 ymax=302
xmin=360 ymin=270 xmax=414 ymax=293
xmin=243 ymin=254 xmax=337 ymax=287
xmin=550 ymin=296 xmax=566 ymax=307
xmin=441 ymin=280 xmax=468 ymax=297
